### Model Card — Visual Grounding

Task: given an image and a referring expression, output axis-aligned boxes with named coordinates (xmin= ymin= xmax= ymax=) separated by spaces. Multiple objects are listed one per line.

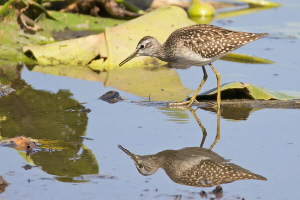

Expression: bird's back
xmin=162 ymin=24 xmax=268 ymax=66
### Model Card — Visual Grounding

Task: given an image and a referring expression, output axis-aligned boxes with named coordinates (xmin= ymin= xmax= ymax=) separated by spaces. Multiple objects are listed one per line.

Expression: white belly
xmin=172 ymin=47 xmax=220 ymax=66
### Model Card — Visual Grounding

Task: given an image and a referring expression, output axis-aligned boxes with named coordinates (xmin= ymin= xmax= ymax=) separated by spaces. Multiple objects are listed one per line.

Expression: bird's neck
xmin=152 ymin=45 xmax=170 ymax=62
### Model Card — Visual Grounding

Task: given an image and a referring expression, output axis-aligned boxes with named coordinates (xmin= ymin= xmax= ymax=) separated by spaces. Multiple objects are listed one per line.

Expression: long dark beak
xmin=118 ymin=145 xmax=135 ymax=157
xmin=119 ymin=50 xmax=138 ymax=66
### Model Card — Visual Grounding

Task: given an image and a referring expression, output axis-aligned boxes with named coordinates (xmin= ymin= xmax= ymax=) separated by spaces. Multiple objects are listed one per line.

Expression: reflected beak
xmin=119 ymin=50 xmax=138 ymax=66
xmin=118 ymin=145 xmax=135 ymax=157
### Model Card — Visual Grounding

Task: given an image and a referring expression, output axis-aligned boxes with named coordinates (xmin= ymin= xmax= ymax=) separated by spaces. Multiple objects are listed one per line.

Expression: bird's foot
xmin=168 ymin=98 xmax=199 ymax=108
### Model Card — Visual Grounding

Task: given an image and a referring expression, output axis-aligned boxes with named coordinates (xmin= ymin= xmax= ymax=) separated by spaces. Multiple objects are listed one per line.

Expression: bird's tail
xmin=256 ymin=33 xmax=269 ymax=39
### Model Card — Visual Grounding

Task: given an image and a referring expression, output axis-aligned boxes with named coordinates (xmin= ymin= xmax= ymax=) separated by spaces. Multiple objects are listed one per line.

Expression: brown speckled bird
xmin=119 ymin=24 xmax=268 ymax=109
xmin=118 ymin=145 xmax=267 ymax=187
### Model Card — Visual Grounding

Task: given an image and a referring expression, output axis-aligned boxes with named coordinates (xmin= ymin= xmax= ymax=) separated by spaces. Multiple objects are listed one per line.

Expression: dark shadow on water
xmin=156 ymin=103 xmax=264 ymax=124
xmin=200 ymin=106 xmax=258 ymax=121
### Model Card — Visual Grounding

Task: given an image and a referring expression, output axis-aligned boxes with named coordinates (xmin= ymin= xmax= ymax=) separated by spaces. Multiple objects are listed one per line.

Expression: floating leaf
xmin=233 ymin=0 xmax=282 ymax=7
xmin=216 ymin=6 xmax=272 ymax=19
xmin=198 ymin=82 xmax=300 ymax=100
xmin=23 ymin=6 xmax=196 ymax=70
xmin=220 ymin=53 xmax=274 ymax=64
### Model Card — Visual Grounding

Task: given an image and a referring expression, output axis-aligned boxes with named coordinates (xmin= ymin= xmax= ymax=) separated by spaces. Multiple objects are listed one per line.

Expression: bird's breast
xmin=170 ymin=47 xmax=219 ymax=66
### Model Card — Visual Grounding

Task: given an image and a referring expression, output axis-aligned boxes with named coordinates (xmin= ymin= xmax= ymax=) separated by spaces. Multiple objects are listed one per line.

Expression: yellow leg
xmin=169 ymin=66 xmax=208 ymax=107
xmin=209 ymin=64 xmax=221 ymax=109
xmin=209 ymin=108 xmax=221 ymax=150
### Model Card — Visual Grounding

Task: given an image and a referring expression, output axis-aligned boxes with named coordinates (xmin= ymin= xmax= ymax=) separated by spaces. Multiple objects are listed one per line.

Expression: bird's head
xmin=118 ymin=145 xmax=160 ymax=176
xmin=119 ymin=36 xmax=160 ymax=66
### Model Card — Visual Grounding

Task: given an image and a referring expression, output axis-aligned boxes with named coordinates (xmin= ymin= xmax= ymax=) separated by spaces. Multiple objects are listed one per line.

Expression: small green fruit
xmin=188 ymin=0 xmax=215 ymax=17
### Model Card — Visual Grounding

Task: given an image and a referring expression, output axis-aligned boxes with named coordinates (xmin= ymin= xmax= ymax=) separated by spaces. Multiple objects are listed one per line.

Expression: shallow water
xmin=1 ymin=0 xmax=300 ymax=199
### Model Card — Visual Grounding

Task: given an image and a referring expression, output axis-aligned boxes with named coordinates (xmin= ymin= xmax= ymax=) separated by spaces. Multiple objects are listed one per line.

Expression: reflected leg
xmin=209 ymin=108 xmax=221 ymax=150
xmin=189 ymin=107 xmax=207 ymax=148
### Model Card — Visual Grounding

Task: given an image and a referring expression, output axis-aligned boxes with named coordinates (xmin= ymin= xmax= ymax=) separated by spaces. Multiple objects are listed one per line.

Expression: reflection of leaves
xmin=0 ymin=83 xmax=100 ymax=182
xmin=158 ymin=108 xmax=190 ymax=124
xmin=37 ymin=139 xmax=80 ymax=150
xmin=0 ymin=136 xmax=100 ymax=182
xmin=30 ymin=65 xmax=194 ymax=101
xmin=97 ymin=67 xmax=194 ymax=101
xmin=32 ymin=146 xmax=99 ymax=182
xmin=201 ymin=107 xmax=263 ymax=121
xmin=0 ymin=83 xmax=99 ymax=181
xmin=0 ymin=85 xmax=88 ymax=141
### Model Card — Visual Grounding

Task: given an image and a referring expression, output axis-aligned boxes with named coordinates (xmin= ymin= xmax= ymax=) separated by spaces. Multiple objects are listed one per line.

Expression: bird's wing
xmin=169 ymin=24 xmax=263 ymax=59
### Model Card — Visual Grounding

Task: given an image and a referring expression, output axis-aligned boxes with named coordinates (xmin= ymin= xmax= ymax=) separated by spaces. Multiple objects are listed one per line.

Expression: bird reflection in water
xmin=118 ymin=108 xmax=266 ymax=187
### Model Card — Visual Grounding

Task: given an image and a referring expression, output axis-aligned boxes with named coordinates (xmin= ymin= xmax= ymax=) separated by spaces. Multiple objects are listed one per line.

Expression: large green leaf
xmin=0 ymin=3 xmax=125 ymax=65
xmin=23 ymin=6 xmax=196 ymax=70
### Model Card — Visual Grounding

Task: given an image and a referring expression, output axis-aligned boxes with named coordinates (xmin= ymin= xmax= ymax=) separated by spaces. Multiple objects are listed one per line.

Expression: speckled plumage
xmin=166 ymin=25 xmax=267 ymax=59
xmin=118 ymin=145 xmax=267 ymax=187
xmin=119 ymin=24 xmax=268 ymax=108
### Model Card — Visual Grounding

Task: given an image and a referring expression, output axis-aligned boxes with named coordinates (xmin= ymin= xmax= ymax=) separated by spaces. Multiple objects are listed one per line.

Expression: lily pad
xmin=198 ymin=82 xmax=300 ymax=100
xmin=0 ymin=3 xmax=125 ymax=65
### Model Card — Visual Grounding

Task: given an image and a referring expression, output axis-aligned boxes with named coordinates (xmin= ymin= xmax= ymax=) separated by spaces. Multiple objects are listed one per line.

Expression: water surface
xmin=1 ymin=0 xmax=300 ymax=199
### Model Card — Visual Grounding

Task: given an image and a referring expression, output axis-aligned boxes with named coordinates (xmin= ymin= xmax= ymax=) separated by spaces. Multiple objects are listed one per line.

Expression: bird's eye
xmin=139 ymin=44 xmax=145 ymax=49
xmin=137 ymin=164 xmax=144 ymax=169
